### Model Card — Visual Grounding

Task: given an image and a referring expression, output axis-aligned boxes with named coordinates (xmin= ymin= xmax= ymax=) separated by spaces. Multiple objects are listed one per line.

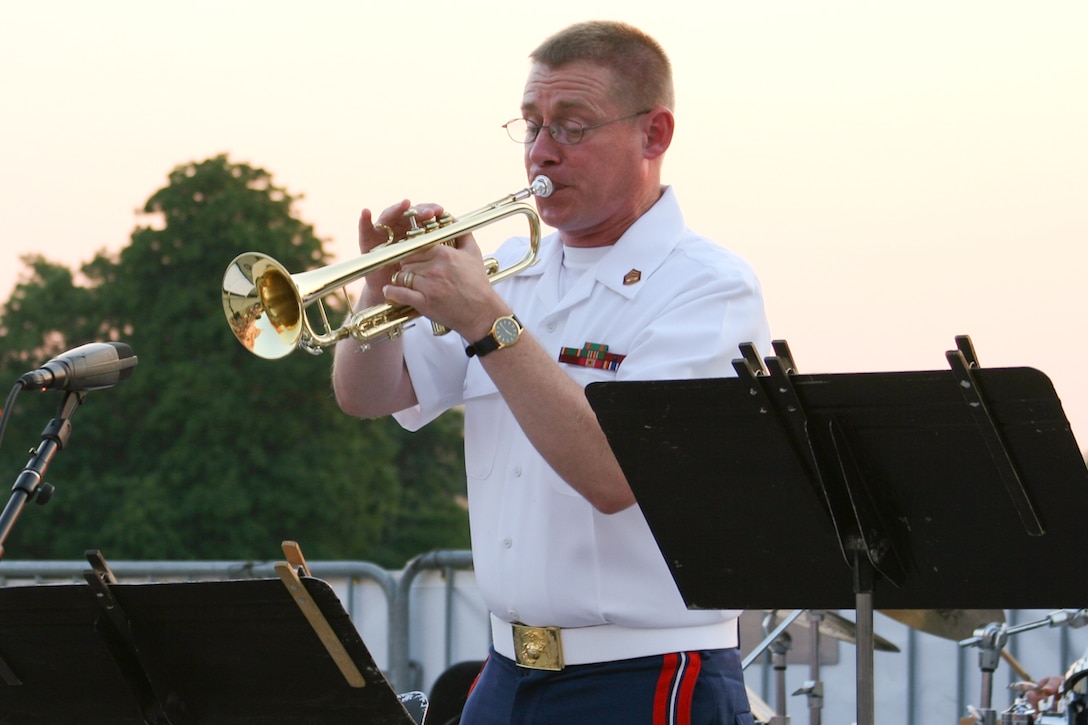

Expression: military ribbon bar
xmin=558 ymin=342 xmax=626 ymax=371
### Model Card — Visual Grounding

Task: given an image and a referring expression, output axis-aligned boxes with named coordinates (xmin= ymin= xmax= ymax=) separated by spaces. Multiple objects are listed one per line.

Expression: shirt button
xmin=502 ymin=536 xmax=512 ymax=548
xmin=513 ymin=465 xmax=522 ymax=477
xmin=546 ymin=322 xmax=557 ymax=333
xmin=508 ymin=609 xmax=519 ymax=620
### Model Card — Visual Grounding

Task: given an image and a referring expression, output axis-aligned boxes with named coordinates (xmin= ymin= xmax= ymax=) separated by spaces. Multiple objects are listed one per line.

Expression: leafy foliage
xmin=0 ymin=155 xmax=468 ymax=565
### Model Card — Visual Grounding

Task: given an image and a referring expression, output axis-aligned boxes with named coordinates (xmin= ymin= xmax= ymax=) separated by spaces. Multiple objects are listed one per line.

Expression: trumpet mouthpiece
xmin=530 ymin=175 xmax=554 ymax=198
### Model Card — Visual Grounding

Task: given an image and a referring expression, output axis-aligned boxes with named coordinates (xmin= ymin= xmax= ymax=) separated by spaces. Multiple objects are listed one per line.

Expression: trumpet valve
xmin=404 ymin=207 xmax=424 ymax=238
xmin=425 ymin=213 xmax=454 ymax=233
xmin=405 ymin=207 xmax=455 ymax=238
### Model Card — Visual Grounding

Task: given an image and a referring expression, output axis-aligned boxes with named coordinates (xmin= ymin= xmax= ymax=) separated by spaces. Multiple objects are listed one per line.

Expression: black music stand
xmin=585 ymin=336 xmax=1088 ymax=725
xmin=0 ymin=552 xmax=416 ymax=724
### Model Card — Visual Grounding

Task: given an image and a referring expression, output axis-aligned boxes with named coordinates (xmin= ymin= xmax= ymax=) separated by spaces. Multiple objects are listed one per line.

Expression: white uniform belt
xmin=490 ymin=613 xmax=739 ymax=670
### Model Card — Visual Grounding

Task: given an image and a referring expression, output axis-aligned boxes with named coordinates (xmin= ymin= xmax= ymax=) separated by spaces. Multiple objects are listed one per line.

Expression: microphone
xmin=19 ymin=342 xmax=138 ymax=392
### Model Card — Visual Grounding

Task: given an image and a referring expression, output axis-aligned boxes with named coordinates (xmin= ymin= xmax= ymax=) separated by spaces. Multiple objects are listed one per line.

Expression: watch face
xmin=494 ymin=317 xmax=521 ymax=346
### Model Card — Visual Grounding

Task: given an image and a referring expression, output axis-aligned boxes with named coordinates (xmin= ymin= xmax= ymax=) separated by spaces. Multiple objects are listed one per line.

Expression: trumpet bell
xmin=222 ymin=252 xmax=304 ymax=359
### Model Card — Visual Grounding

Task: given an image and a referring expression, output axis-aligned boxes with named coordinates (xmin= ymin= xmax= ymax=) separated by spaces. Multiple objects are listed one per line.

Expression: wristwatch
xmin=465 ymin=314 xmax=523 ymax=358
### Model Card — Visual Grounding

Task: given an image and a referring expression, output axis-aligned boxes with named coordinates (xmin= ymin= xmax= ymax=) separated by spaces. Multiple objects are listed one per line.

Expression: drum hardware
xmin=998 ymin=697 xmax=1039 ymax=725
xmin=742 ymin=610 xmax=899 ymax=725
xmin=1003 ymin=651 xmax=1088 ymax=725
xmin=1000 ymin=683 xmax=1069 ymax=725
xmin=742 ymin=609 xmax=799 ymax=724
xmin=792 ymin=610 xmax=822 ymax=725
xmin=960 ymin=609 xmax=1088 ymax=725
xmin=1001 ymin=673 xmax=1086 ymax=725
xmin=1061 ymin=652 xmax=1088 ymax=725
xmin=793 ymin=611 xmax=900 ymax=725
xmin=766 ymin=611 xmax=793 ymax=724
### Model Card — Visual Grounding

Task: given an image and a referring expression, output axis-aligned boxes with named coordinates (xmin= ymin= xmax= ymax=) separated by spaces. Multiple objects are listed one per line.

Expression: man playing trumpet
xmin=332 ymin=20 xmax=770 ymax=725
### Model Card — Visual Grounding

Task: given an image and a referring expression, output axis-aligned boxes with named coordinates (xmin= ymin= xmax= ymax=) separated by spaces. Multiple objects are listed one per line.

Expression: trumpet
xmin=221 ymin=176 xmax=553 ymax=359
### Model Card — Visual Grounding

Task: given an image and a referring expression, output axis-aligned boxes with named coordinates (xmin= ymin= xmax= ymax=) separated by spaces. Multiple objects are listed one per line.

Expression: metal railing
xmin=2 ymin=554 xmax=1085 ymax=724
xmin=0 ymin=552 xmax=473 ymax=694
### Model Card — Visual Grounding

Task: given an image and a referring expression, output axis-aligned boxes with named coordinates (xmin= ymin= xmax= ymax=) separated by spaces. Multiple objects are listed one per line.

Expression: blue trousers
xmin=458 ymin=646 xmax=755 ymax=725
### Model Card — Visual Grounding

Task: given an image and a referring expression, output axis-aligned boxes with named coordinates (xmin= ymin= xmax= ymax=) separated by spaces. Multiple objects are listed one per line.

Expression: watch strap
xmin=465 ymin=315 xmax=521 ymax=358
xmin=465 ymin=334 xmax=501 ymax=358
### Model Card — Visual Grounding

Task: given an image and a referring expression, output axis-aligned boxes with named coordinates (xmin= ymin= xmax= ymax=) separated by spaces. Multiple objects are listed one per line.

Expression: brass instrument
xmin=222 ymin=176 xmax=553 ymax=359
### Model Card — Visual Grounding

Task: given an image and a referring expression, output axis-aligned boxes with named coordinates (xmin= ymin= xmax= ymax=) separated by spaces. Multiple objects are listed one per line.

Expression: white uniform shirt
xmin=394 ymin=187 xmax=771 ymax=629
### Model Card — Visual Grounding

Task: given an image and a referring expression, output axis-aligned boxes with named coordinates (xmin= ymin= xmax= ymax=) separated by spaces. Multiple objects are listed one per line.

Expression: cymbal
xmin=880 ymin=609 xmax=1006 ymax=641
xmin=775 ymin=610 xmax=900 ymax=652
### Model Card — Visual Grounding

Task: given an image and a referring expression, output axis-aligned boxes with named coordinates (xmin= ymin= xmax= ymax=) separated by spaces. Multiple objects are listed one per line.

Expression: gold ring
xmin=375 ymin=223 xmax=395 ymax=245
xmin=401 ymin=270 xmax=415 ymax=289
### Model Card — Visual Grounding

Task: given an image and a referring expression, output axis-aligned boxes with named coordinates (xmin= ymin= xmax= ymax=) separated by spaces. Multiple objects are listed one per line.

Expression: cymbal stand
xmin=743 ymin=609 xmax=803 ymax=725
xmin=961 ymin=621 xmax=1007 ymax=725
xmin=767 ymin=614 xmax=793 ymax=724
xmin=792 ymin=610 xmax=826 ymax=725
xmin=959 ymin=609 xmax=1088 ymax=724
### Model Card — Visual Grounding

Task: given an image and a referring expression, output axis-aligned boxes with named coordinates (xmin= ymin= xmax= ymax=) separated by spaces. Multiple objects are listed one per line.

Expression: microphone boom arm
xmin=0 ymin=390 xmax=83 ymax=558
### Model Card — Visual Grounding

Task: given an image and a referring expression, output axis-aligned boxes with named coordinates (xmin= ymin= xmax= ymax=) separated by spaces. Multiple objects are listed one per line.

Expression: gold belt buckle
xmin=511 ymin=623 xmax=564 ymax=670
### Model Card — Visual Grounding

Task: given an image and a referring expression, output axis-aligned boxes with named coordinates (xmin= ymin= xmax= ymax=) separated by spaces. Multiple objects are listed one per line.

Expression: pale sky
xmin=3 ymin=1 xmax=1086 ymax=453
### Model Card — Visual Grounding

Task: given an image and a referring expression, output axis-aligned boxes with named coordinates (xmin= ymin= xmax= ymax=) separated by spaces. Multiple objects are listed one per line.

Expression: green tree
xmin=0 ymin=155 xmax=468 ymax=565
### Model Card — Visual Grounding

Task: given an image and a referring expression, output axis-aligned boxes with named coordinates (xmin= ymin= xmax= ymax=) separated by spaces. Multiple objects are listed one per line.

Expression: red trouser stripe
xmin=676 ymin=652 xmax=703 ymax=724
xmin=653 ymin=651 xmax=703 ymax=725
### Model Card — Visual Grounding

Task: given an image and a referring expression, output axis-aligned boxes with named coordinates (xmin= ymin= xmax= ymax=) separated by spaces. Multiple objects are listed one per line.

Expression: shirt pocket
xmin=559 ymin=355 xmax=627 ymax=389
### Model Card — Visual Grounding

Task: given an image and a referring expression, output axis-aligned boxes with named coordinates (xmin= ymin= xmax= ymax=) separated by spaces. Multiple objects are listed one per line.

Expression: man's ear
xmin=643 ymin=107 xmax=674 ymax=160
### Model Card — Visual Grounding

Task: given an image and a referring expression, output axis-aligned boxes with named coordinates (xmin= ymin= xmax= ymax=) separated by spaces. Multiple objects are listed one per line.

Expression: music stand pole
xmin=755 ymin=344 xmax=887 ymax=725
xmin=853 ymin=558 xmax=876 ymax=725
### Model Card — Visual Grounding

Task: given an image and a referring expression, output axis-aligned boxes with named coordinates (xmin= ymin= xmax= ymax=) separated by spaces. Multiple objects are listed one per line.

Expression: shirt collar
xmin=594 ymin=185 xmax=685 ymax=298
xmin=525 ymin=186 xmax=685 ymax=302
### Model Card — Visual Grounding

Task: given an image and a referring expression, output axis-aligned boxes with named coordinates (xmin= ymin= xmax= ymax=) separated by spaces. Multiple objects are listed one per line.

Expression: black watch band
xmin=465 ymin=334 xmax=501 ymax=358
xmin=466 ymin=315 xmax=522 ymax=358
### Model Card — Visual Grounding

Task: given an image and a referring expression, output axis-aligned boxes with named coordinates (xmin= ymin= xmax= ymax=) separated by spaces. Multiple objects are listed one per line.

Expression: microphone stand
xmin=0 ymin=390 xmax=83 ymax=558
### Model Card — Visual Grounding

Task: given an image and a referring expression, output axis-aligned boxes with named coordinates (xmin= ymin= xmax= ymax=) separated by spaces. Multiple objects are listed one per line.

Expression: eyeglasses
xmin=502 ymin=110 xmax=651 ymax=146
